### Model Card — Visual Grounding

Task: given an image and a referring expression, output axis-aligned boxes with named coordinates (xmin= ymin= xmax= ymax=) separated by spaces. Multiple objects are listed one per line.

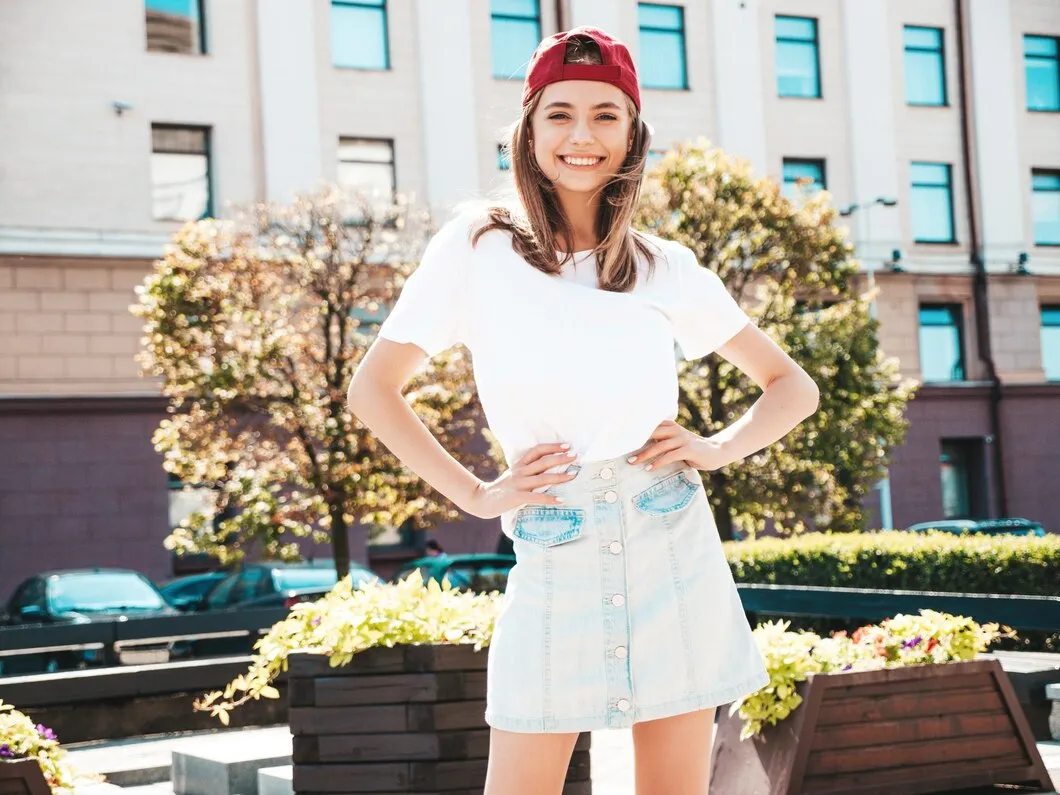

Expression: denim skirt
xmin=485 ymin=452 xmax=769 ymax=734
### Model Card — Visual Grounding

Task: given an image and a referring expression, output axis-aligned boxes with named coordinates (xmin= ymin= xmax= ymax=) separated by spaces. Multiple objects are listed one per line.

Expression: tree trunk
xmin=711 ymin=472 xmax=736 ymax=541
xmin=330 ymin=504 xmax=350 ymax=579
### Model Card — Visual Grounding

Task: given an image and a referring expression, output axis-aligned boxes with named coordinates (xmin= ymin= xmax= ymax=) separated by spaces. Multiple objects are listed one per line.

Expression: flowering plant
xmin=730 ymin=610 xmax=1010 ymax=740
xmin=197 ymin=570 xmax=501 ymax=724
xmin=0 ymin=701 xmax=75 ymax=792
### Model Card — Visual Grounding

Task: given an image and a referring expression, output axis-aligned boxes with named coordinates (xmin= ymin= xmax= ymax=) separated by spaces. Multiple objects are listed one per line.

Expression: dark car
xmin=0 ymin=569 xmax=178 ymax=673
xmin=159 ymin=571 xmax=229 ymax=612
xmin=390 ymin=554 xmax=516 ymax=594
xmin=198 ymin=559 xmax=380 ymax=612
xmin=903 ymin=518 xmax=1047 ymax=537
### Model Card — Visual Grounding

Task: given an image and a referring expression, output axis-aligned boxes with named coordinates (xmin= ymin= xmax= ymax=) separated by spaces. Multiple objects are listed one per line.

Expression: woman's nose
xmin=569 ymin=119 xmax=594 ymax=144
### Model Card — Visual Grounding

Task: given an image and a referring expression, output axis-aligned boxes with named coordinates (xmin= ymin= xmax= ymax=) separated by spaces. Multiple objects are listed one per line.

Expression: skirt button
xmin=604 ymin=491 xmax=618 ymax=503
xmin=614 ymin=646 xmax=628 ymax=659
xmin=599 ymin=467 xmax=614 ymax=479
xmin=611 ymin=593 xmax=625 ymax=607
xmin=609 ymin=541 xmax=623 ymax=554
xmin=617 ymin=698 xmax=631 ymax=712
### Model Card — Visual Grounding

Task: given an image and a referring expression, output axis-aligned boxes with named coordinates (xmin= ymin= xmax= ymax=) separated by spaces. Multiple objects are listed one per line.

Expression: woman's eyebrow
xmin=543 ymin=101 xmax=623 ymax=111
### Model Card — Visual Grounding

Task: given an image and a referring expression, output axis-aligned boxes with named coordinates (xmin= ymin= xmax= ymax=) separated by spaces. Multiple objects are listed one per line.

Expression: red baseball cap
xmin=522 ymin=27 xmax=641 ymax=112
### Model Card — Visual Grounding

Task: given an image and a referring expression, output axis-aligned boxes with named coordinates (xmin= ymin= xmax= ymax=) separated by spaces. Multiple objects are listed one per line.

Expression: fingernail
xmin=560 ymin=443 xmax=571 ymax=449
xmin=566 ymin=451 xmax=576 ymax=458
xmin=555 ymin=497 xmax=565 ymax=503
xmin=627 ymin=456 xmax=636 ymax=463
xmin=645 ymin=464 xmax=653 ymax=471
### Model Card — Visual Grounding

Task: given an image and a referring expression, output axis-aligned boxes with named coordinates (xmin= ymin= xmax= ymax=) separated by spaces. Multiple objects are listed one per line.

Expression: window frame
xmin=332 ymin=0 xmax=391 ymax=71
xmin=903 ymin=25 xmax=948 ymax=107
xmin=490 ymin=0 xmax=541 ymax=80
xmin=938 ymin=438 xmax=986 ymax=520
xmin=918 ymin=303 xmax=966 ymax=383
xmin=145 ymin=0 xmax=207 ymax=55
xmin=1042 ymin=305 xmax=1060 ymax=381
xmin=910 ymin=161 xmax=957 ymax=244
xmin=782 ymin=157 xmax=827 ymax=199
xmin=637 ymin=3 xmax=689 ymax=91
xmin=337 ymin=136 xmax=397 ymax=206
xmin=1031 ymin=169 xmax=1060 ymax=246
xmin=150 ymin=123 xmax=214 ymax=222
xmin=775 ymin=15 xmax=822 ymax=99
xmin=1024 ymin=34 xmax=1060 ymax=113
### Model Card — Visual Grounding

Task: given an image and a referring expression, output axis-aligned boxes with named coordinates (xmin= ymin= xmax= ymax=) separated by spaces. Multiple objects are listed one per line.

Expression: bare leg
xmin=631 ymin=708 xmax=716 ymax=795
xmin=483 ymin=728 xmax=580 ymax=795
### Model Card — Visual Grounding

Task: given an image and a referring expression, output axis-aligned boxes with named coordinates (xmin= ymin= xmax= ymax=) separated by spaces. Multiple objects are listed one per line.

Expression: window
xmin=775 ymin=16 xmax=820 ymax=98
xmin=919 ymin=304 xmax=965 ymax=382
xmin=1024 ymin=35 xmax=1059 ymax=112
xmin=145 ymin=0 xmax=205 ymax=54
xmin=1042 ymin=306 xmax=1060 ymax=381
xmin=1032 ymin=170 xmax=1060 ymax=245
xmin=151 ymin=125 xmax=212 ymax=222
xmin=332 ymin=0 xmax=389 ymax=70
xmin=338 ymin=137 xmax=395 ymax=209
xmin=904 ymin=26 xmax=946 ymax=106
xmin=491 ymin=0 xmax=541 ymax=79
xmin=939 ymin=439 xmax=985 ymax=519
xmin=497 ymin=143 xmax=511 ymax=171
xmin=782 ymin=158 xmax=826 ymax=200
xmin=638 ymin=4 xmax=688 ymax=90
xmin=910 ymin=162 xmax=955 ymax=243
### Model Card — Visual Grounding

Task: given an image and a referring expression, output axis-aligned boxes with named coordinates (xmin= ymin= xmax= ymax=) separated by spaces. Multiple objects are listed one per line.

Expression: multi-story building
xmin=1 ymin=0 xmax=1058 ymax=589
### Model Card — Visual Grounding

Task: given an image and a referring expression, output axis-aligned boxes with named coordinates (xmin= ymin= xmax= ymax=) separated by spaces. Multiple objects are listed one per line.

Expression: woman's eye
xmin=598 ymin=114 xmax=618 ymax=122
xmin=548 ymin=113 xmax=570 ymax=121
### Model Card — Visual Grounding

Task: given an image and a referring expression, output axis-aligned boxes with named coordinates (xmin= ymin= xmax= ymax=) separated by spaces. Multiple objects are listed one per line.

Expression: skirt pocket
xmin=631 ymin=470 xmax=700 ymax=515
xmin=511 ymin=506 xmax=585 ymax=547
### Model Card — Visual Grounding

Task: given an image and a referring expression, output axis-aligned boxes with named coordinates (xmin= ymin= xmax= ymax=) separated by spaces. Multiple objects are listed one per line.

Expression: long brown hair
xmin=472 ymin=35 xmax=657 ymax=292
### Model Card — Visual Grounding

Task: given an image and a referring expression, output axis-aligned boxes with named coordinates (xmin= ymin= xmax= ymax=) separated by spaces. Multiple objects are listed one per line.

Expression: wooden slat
xmin=293 ymin=729 xmax=491 ymax=763
xmin=290 ymin=701 xmax=486 ymax=735
xmin=312 ymin=671 xmax=487 ymax=706
xmin=806 ymin=733 xmax=1025 ymax=777
xmin=288 ymin=645 xmax=488 ymax=679
xmin=815 ymin=686 xmax=1001 ymax=726
xmin=0 ymin=761 xmax=49 ymax=795
xmin=819 ymin=671 xmax=993 ymax=700
xmin=809 ymin=711 xmax=1012 ymax=751
xmin=803 ymin=761 xmax=1047 ymax=795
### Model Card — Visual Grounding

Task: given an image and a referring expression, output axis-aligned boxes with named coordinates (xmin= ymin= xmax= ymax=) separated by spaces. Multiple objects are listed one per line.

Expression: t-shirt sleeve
xmin=376 ymin=213 xmax=471 ymax=357
xmin=668 ymin=246 xmax=751 ymax=360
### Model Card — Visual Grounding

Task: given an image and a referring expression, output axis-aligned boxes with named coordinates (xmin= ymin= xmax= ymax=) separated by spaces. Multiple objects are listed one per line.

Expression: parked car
xmin=158 ymin=571 xmax=229 ymax=612
xmin=0 ymin=569 xmax=178 ymax=673
xmin=198 ymin=559 xmax=380 ymax=612
xmin=390 ymin=554 xmax=516 ymax=594
xmin=903 ymin=518 xmax=1047 ymax=537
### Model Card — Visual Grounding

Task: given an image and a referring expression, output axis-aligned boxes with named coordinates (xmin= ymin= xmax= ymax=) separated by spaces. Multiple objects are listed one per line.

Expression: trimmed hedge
xmin=723 ymin=530 xmax=1060 ymax=596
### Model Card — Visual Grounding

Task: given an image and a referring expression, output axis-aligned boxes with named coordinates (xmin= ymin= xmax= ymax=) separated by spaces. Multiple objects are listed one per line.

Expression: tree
xmin=634 ymin=141 xmax=916 ymax=540
xmin=133 ymin=187 xmax=491 ymax=577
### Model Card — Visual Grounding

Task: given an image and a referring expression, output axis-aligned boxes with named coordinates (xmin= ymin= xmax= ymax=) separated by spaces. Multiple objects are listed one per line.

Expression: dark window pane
xmin=1043 ymin=306 xmax=1060 ymax=381
xmin=1025 ymin=35 xmax=1060 ymax=111
xmin=776 ymin=40 xmax=820 ymax=97
xmin=1025 ymin=35 xmax=1058 ymax=57
xmin=146 ymin=0 xmax=203 ymax=54
xmin=919 ymin=304 xmax=964 ymax=381
xmin=639 ymin=29 xmax=687 ymax=89
xmin=491 ymin=17 xmax=540 ymax=78
xmin=939 ymin=440 xmax=977 ymax=519
xmin=782 ymin=159 xmax=825 ymax=200
xmin=638 ymin=3 xmax=682 ymax=30
xmin=904 ymin=29 xmax=946 ymax=106
xmin=152 ymin=126 xmax=211 ymax=221
xmin=332 ymin=2 xmax=388 ymax=70
xmin=1032 ymin=171 xmax=1060 ymax=245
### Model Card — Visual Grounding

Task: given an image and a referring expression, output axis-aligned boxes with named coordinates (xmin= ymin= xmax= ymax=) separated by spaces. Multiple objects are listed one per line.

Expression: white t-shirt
xmin=377 ymin=212 xmax=750 ymax=469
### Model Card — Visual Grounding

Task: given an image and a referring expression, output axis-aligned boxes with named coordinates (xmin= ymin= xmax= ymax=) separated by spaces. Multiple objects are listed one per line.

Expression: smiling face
xmin=530 ymin=80 xmax=634 ymax=201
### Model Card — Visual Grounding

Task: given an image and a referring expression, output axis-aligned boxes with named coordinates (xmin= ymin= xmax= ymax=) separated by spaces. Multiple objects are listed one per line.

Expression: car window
xmin=443 ymin=564 xmax=510 ymax=594
xmin=272 ymin=568 xmax=339 ymax=591
xmin=233 ymin=567 xmax=268 ymax=603
xmin=48 ymin=572 xmax=166 ymax=613
xmin=10 ymin=579 xmax=45 ymax=614
xmin=206 ymin=573 xmax=239 ymax=608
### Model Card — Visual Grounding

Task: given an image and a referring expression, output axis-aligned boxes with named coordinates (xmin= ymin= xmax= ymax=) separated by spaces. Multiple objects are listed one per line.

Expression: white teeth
xmin=562 ymin=156 xmax=602 ymax=167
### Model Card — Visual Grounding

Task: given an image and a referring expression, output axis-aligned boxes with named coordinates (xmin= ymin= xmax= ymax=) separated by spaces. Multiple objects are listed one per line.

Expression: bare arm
xmin=347 ymin=338 xmax=575 ymax=519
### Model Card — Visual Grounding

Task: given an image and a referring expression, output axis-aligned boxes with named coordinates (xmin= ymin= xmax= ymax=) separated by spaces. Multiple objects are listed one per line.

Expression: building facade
xmin=1 ymin=0 xmax=1058 ymax=590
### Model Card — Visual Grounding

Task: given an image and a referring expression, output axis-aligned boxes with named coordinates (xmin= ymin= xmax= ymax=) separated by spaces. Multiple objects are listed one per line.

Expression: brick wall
xmin=0 ymin=256 xmax=157 ymax=395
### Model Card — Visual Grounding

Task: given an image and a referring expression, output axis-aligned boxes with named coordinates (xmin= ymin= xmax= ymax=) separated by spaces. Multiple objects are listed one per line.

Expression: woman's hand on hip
xmin=628 ymin=420 xmax=732 ymax=472
xmin=461 ymin=443 xmax=578 ymax=519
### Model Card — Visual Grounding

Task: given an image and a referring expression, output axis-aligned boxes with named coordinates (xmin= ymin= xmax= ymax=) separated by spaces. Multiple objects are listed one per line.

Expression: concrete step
xmin=256 ymin=766 xmax=292 ymax=795
xmin=171 ymin=728 xmax=291 ymax=795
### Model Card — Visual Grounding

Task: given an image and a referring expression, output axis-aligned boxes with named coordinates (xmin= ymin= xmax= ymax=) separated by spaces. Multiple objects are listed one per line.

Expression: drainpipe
xmin=554 ymin=0 xmax=566 ymax=31
xmin=954 ymin=0 xmax=1009 ymax=517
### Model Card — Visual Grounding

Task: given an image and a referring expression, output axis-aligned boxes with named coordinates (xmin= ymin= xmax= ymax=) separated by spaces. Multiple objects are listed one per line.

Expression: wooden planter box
xmin=0 ymin=759 xmax=50 ymax=795
xmin=288 ymin=644 xmax=591 ymax=794
xmin=710 ymin=659 xmax=1053 ymax=795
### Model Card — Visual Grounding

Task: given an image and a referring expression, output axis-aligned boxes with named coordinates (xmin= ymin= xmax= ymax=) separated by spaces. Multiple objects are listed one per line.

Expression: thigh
xmin=631 ymin=708 xmax=716 ymax=795
xmin=484 ymin=728 xmax=580 ymax=795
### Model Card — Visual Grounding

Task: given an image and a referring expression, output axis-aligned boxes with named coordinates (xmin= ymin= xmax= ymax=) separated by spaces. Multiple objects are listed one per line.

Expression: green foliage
xmin=196 ymin=570 xmax=500 ymax=724
xmin=724 ymin=530 xmax=1060 ymax=595
xmin=634 ymin=141 xmax=916 ymax=539
xmin=0 ymin=701 xmax=78 ymax=792
xmin=733 ymin=611 xmax=1005 ymax=739
xmin=132 ymin=187 xmax=492 ymax=574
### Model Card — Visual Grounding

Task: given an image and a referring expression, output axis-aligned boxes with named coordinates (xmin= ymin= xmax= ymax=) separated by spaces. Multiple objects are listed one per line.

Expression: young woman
xmin=348 ymin=26 xmax=820 ymax=795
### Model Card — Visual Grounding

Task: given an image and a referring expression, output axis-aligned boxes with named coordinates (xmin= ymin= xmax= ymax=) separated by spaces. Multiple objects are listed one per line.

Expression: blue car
xmin=903 ymin=518 xmax=1047 ymax=537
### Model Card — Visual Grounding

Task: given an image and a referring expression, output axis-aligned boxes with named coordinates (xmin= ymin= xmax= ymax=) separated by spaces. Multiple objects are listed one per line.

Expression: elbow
xmin=798 ymin=373 xmax=821 ymax=419
xmin=346 ymin=374 xmax=372 ymax=419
